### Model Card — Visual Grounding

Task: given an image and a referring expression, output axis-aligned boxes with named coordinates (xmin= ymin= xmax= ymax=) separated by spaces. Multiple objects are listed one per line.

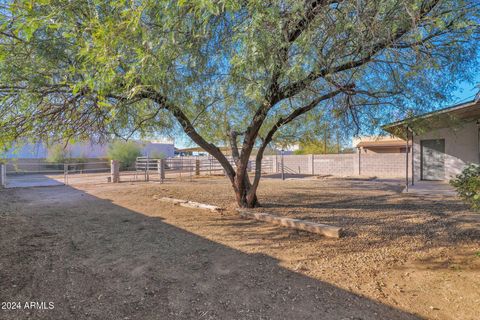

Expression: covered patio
xmin=402 ymin=180 xmax=457 ymax=196
xmin=382 ymin=99 xmax=479 ymax=198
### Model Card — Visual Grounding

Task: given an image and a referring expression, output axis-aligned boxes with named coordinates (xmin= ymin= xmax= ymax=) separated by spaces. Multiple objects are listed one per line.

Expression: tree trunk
xmin=233 ymin=176 xmax=259 ymax=208
xmin=231 ymin=166 xmax=260 ymax=208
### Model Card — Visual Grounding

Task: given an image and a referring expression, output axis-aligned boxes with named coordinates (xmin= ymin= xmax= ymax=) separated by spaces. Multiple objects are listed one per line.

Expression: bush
xmin=149 ymin=151 xmax=166 ymax=159
xmin=450 ymin=164 xmax=480 ymax=211
xmin=46 ymin=144 xmax=70 ymax=163
xmin=107 ymin=140 xmax=142 ymax=169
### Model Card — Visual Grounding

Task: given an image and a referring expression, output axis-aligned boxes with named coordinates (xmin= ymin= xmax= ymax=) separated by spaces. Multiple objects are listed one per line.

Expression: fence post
xmin=195 ymin=159 xmax=200 ymax=176
xmin=0 ymin=163 xmax=6 ymax=188
xmin=158 ymin=159 xmax=165 ymax=183
xmin=281 ymin=150 xmax=285 ymax=180
xmin=357 ymin=148 xmax=361 ymax=176
xmin=179 ymin=157 xmax=183 ymax=179
xmin=111 ymin=160 xmax=120 ymax=183
xmin=145 ymin=156 xmax=150 ymax=182
xmin=64 ymin=163 xmax=68 ymax=185
xmin=309 ymin=154 xmax=315 ymax=175
xmin=405 ymin=128 xmax=409 ymax=192
xmin=190 ymin=159 xmax=193 ymax=181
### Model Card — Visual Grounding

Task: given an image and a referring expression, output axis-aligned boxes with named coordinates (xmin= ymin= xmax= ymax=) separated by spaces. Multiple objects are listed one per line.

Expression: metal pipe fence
xmin=64 ymin=161 xmax=110 ymax=185
xmin=5 ymin=160 xmax=110 ymax=187
xmin=128 ymin=156 xmax=275 ymax=183
xmin=3 ymin=156 xmax=276 ymax=188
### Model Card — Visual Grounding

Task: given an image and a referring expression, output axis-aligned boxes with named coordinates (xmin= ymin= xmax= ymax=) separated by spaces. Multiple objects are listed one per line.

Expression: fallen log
xmin=179 ymin=201 xmax=223 ymax=212
xmin=153 ymin=196 xmax=187 ymax=204
xmin=154 ymin=196 xmax=223 ymax=212
xmin=237 ymin=209 xmax=342 ymax=238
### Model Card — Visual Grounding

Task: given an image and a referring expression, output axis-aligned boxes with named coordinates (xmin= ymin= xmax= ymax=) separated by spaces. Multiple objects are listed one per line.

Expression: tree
xmin=294 ymin=140 xmax=338 ymax=155
xmin=293 ymin=119 xmax=346 ymax=154
xmin=0 ymin=0 xmax=478 ymax=207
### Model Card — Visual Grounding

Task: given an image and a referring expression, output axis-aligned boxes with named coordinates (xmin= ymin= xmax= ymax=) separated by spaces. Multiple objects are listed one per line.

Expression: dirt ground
xmin=0 ymin=176 xmax=479 ymax=320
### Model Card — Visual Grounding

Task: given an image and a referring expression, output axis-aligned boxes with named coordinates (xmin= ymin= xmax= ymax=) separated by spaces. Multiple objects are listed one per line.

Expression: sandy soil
xmin=0 ymin=176 xmax=479 ymax=319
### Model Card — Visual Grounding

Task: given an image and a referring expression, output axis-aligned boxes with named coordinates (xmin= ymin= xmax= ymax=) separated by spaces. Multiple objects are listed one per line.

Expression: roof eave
xmin=382 ymin=100 xmax=479 ymax=138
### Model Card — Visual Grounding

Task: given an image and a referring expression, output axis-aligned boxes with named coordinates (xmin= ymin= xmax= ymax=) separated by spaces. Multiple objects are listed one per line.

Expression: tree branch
xmin=238 ymin=0 xmax=342 ymax=178
xmin=279 ymin=0 xmax=442 ymax=100
xmin=134 ymin=90 xmax=237 ymax=182
xmin=284 ymin=0 xmax=339 ymax=43
xmin=248 ymin=88 xmax=343 ymax=199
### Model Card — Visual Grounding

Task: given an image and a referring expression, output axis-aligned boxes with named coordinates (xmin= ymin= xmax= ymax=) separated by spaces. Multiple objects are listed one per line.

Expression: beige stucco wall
xmin=412 ymin=120 xmax=479 ymax=181
xmin=362 ymin=147 xmax=405 ymax=153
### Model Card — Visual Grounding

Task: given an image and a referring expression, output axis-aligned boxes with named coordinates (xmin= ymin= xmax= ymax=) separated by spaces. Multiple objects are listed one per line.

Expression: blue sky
xmin=451 ymin=78 xmax=480 ymax=104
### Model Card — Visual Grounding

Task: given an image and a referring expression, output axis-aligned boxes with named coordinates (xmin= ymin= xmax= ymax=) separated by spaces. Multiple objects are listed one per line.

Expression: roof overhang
xmin=382 ymin=100 xmax=480 ymax=139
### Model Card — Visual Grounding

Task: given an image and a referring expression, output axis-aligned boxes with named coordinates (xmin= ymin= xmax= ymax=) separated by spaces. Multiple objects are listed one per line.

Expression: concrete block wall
xmin=281 ymin=155 xmax=311 ymax=174
xmin=360 ymin=153 xmax=407 ymax=178
xmin=265 ymin=153 xmax=409 ymax=178
xmin=313 ymin=154 xmax=355 ymax=176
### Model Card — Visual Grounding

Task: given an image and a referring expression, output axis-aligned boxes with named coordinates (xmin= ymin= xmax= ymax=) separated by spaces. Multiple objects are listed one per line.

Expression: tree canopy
xmin=0 ymin=0 xmax=478 ymax=206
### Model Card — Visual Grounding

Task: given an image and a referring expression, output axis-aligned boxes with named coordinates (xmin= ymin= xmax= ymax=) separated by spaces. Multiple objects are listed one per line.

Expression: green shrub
xmin=149 ymin=151 xmax=166 ymax=159
xmin=107 ymin=140 xmax=142 ymax=169
xmin=450 ymin=164 xmax=480 ymax=211
xmin=46 ymin=144 xmax=70 ymax=163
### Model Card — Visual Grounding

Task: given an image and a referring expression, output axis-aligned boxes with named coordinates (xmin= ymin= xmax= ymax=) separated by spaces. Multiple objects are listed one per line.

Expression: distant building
xmin=175 ymin=145 xmax=298 ymax=157
xmin=3 ymin=140 xmax=175 ymax=159
xmin=175 ymin=146 xmax=220 ymax=156
xmin=353 ymin=136 xmax=411 ymax=153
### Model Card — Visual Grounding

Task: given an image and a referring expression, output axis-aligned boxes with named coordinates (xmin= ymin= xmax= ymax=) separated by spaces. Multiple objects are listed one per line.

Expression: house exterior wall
xmin=412 ymin=120 xmax=479 ymax=182
xmin=362 ymin=147 xmax=405 ymax=153
xmin=367 ymin=147 xmax=394 ymax=153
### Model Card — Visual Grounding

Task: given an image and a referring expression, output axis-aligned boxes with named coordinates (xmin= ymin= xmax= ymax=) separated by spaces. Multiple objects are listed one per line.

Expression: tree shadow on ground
xmin=256 ymin=189 xmax=480 ymax=252
xmin=262 ymin=173 xmax=316 ymax=179
xmin=0 ymin=185 xmax=421 ymax=320
xmin=6 ymin=173 xmax=65 ymax=188
xmin=261 ymin=190 xmax=467 ymax=215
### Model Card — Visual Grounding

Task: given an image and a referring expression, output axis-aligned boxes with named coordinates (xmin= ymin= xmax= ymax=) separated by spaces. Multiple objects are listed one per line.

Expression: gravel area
xmin=0 ymin=176 xmax=479 ymax=319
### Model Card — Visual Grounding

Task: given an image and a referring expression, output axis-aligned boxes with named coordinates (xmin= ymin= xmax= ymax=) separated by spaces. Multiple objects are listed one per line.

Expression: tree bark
xmin=233 ymin=170 xmax=259 ymax=208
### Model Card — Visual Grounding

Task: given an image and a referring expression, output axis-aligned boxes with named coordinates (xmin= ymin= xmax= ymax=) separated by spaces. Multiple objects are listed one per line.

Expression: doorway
xmin=420 ymin=139 xmax=445 ymax=180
